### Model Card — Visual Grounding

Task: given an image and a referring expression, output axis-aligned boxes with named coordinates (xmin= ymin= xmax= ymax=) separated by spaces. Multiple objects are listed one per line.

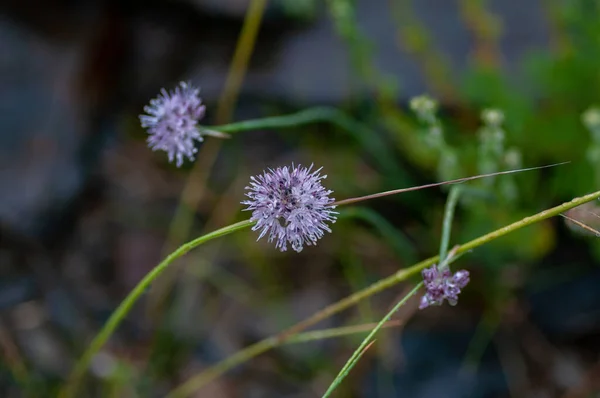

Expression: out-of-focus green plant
xmin=278 ymin=0 xmax=319 ymax=20
xmin=410 ymin=95 xmax=462 ymax=182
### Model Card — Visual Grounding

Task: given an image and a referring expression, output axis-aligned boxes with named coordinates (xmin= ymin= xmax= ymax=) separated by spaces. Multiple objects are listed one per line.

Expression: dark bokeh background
xmin=1 ymin=0 xmax=600 ymax=397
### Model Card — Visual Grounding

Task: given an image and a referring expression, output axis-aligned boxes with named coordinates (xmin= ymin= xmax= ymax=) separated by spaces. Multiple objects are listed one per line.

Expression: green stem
xmin=209 ymin=107 xmax=402 ymax=176
xmin=439 ymin=186 xmax=462 ymax=263
xmin=322 ymin=283 xmax=423 ymax=398
xmin=58 ymin=219 xmax=255 ymax=398
xmin=284 ymin=320 xmax=403 ymax=344
xmin=169 ymin=189 xmax=600 ymax=397
xmin=164 ymin=322 xmax=404 ymax=398
xmin=211 ymin=107 xmax=338 ymax=133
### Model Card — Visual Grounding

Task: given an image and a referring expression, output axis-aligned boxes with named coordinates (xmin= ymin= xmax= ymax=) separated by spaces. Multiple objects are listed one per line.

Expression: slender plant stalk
xmin=212 ymin=107 xmax=362 ymax=133
xmin=333 ymin=163 xmax=567 ymax=206
xmin=321 ymin=283 xmax=423 ymax=398
xmin=439 ymin=186 xmax=462 ymax=263
xmin=214 ymin=0 xmax=268 ymax=124
xmin=58 ymin=219 xmax=254 ymax=398
xmin=560 ymin=213 xmax=600 ymax=236
xmin=169 ymin=188 xmax=600 ymax=397
xmin=284 ymin=320 xmax=403 ymax=344
xmin=211 ymin=106 xmax=402 ymax=175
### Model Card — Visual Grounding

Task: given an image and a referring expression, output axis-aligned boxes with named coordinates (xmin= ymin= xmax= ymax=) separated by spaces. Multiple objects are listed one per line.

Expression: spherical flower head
xmin=242 ymin=164 xmax=338 ymax=253
xmin=139 ymin=82 xmax=206 ymax=167
xmin=419 ymin=265 xmax=470 ymax=310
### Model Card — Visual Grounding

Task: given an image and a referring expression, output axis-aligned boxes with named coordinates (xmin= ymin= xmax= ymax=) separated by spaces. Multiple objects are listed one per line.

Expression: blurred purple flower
xmin=419 ymin=265 xmax=470 ymax=309
xmin=242 ymin=164 xmax=337 ymax=252
xmin=139 ymin=82 xmax=206 ymax=167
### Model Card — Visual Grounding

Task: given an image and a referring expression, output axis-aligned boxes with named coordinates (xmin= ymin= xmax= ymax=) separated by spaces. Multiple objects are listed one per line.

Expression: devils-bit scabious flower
xmin=419 ymin=265 xmax=470 ymax=309
xmin=242 ymin=164 xmax=337 ymax=253
xmin=139 ymin=82 xmax=206 ymax=167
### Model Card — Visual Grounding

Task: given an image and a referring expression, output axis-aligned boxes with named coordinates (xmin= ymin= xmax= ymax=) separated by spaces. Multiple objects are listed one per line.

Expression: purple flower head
xmin=419 ymin=265 xmax=470 ymax=309
xmin=242 ymin=164 xmax=337 ymax=253
xmin=139 ymin=82 xmax=206 ymax=167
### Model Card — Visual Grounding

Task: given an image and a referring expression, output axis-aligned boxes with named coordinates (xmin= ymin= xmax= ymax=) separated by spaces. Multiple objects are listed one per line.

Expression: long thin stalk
xmin=214 ymin=0 xmax=268 ymax=124
xmin=210 ymin=107 xmax=402 ymax=175
xmin=284 ymin=320 xmax=403 ymax=344
xmin=169 ymin=189 xmax=600 ymax=397
xmin=560 ymin=213 xmax=600 ymax=236
xmin=58 ymin=219 xmax=255 ymax=398
xmin=211 ymin=107 xmax=360 ymax=133
xmin=321 ymin=283 xmax=423 ymax=398
xmin=333 ymin=163 xmax=566 ymax=207
xmin=439 ymin=186 xmax=462 ymax=263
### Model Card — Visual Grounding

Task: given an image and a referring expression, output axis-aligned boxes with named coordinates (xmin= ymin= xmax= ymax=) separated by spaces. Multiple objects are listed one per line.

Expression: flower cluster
xmin=419 ymin=265 xmax=470 ymax=309
xmin=242 ymin=164 xmax=337 ymax=252
xmin=140 ymin=82 xmax=206 ymax=167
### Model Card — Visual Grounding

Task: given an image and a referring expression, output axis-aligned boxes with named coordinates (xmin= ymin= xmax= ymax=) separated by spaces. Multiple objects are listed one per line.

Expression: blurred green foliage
xmin=321 ymin=0 xmax=600 ymax=266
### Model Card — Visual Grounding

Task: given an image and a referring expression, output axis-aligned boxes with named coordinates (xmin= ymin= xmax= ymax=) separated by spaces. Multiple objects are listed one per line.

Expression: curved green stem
xmin=322 ymin=283 xmax=423 ymax=398
xmin=211 ymin=107 xmax=358 ymax=133
xmin=209 ymin=107 xmax=402 ymax=176
xmin=439 ymin=186 xmax=462 ymax=263
xmin=58 ymin=219 xmax=255 ymax=398
xmin=168 ymin=189 xmax=600 ymax=397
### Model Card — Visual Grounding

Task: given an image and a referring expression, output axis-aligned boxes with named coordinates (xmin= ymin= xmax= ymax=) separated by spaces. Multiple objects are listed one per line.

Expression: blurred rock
xmin=17 ymin=327 xmax=70 ymax=375
xmin=364 ymin=329 xmax=507 ymax=398
xmin=528 ymin=266 xmax=600 ymax=337
xmin=0 ymin=15 xmax=86 ymax=238
xmin=190 ymin=0 xmax=551 ymax=104
xmin=0 ymin=277 xmax=35 ymax=311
